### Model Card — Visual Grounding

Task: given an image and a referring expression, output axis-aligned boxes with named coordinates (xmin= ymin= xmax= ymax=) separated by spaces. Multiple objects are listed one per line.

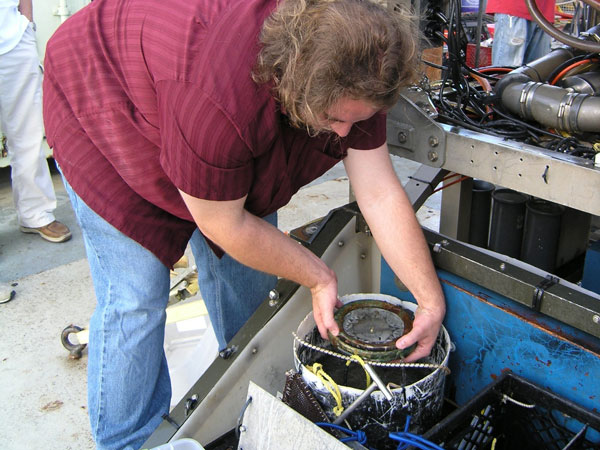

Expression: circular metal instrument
xmin=329 ymin=299 xmax=416 ymax=362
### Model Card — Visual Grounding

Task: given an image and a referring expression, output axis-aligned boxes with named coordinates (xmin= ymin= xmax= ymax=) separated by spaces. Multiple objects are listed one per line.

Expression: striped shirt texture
xmin=43 ymin=0 xmax=386 ymax=267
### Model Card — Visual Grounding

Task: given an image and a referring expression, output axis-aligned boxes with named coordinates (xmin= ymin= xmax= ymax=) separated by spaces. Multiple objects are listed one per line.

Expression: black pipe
xmin=468 ymin=180 xmax=494 ymax=248
xmin=488 ymin=188 xmax=528 ymax=257
xmin=520 ymin=199 xmax=565 ymax=272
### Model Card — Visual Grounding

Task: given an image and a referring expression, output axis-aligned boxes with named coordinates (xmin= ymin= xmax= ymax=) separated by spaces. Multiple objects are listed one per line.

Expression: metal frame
xmin=422 ymin=228 xmax=600 ymax=339
xmin=387 ymin=90 xmax=600 ymax=218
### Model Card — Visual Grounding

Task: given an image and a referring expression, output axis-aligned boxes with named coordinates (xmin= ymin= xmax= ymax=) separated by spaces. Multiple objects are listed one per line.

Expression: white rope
xmin=292 ymin=332 xmax=450 ymax=374
xmin=501 ymin=394 xmax=536 ymax=409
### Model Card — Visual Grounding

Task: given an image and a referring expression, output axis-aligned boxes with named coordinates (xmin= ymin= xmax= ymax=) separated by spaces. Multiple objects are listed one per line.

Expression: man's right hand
xmin=310 ymin=273 xmax=342 ymax=340
xmin=179 ymin=190 xmax=345 ymax=342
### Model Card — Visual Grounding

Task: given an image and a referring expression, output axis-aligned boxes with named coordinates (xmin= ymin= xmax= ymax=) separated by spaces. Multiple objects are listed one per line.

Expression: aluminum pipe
xmin=500 ymin=81 xmax=600 ymax=132
xmin=494 ymin=48 xmax=600 ymax=133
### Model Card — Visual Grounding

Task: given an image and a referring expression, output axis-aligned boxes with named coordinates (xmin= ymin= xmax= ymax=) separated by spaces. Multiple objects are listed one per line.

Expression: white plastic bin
xmin=150 ymin=438 xmax=205 ymax=450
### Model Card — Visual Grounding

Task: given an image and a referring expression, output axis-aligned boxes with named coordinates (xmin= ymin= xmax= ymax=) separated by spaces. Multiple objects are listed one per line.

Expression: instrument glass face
xmin=330 ymin=300 xmax=416 ymax=361
xmin=342 ymin=307 xmax=405 ymax=344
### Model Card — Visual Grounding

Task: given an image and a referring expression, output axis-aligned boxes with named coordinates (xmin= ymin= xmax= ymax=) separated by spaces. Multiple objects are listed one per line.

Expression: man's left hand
xmin=395 ymin=305 xmax=445 ymax=363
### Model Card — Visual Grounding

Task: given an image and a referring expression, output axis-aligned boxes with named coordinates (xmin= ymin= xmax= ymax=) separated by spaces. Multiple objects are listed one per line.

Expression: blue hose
xmin=315 ymin=422 xmax=368 ymax=445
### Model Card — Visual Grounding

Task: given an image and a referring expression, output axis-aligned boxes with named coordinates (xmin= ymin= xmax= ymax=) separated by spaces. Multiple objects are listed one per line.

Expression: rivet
xmin=268 ymin=289 xmax=280 ymax=306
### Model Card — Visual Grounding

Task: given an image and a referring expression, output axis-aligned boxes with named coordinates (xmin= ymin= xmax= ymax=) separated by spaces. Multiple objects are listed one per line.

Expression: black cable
xmin=423 ymin=0 xmax=596 ymax=161
xmin=484 ymin=120 xmax=530 ymax=138
xmin=462 ymin=63 xmax=504 ymax=81
xmin=491 ymin=107 xmax=560 ymax=138
xmin=437 ymin=113 xmax=510 ymax=137
xmin=428 ymin=0 xmax=570 ymax=145
xmin=434 ymin=31 xmax=449 ymax=44
xmin=434 ymin=10 xmax=449 ymax=25
xmin=421 ymin=59 xmax=448 ymax=70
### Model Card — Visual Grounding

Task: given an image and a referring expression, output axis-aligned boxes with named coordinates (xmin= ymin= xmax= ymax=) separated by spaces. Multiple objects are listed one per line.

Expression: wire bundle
xmin=389 ymin=416 xmax=445 ymax=450
xmin=315 ymin=422 xmax=368 ymax=445
xmin=419 ymin=0 xmax=598 ymax=159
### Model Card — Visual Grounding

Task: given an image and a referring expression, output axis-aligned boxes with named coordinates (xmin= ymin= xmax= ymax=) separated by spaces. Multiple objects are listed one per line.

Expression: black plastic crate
xmin=423 ymin=372 xmax=600 ymax=450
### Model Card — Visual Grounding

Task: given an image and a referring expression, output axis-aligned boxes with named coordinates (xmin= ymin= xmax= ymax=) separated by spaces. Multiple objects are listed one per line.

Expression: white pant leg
xmin=0 ymin=25 xmax=56 ymax=228
xmin=491 ymin=14 xmax=528 ymax=67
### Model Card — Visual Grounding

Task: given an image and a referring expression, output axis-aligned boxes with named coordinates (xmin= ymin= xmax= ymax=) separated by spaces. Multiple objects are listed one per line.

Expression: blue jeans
xmin=492 ymin=14 xmax=552 ymax=67
xmin=62 ymin=177 xmax=276 ymax=449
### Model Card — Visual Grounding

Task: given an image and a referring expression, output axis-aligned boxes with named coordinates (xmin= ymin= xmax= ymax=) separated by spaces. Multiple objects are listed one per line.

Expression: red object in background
xmin=466 ymin=43 xmax=492 ymax=68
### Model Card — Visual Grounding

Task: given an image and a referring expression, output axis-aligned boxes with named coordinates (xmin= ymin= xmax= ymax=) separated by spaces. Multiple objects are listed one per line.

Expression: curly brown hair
xmin=253 ymin=0 xmax=419 ymax=132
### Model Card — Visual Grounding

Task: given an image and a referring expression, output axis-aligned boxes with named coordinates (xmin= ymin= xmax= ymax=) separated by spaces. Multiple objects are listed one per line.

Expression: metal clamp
xmin=532 ymin=275 xmax=559 ymax=312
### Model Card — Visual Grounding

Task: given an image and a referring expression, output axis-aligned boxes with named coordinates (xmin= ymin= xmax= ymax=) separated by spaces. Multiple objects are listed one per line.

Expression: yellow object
xmin=347 ymin=354 xmax=371 ymax=389
xmin=308 ymin=363 xmax=344 ymax=416
xmin=173 ymin=255 xmax=189 ymax=269
xmin=186 ymin=279 xmax=199 ymax=295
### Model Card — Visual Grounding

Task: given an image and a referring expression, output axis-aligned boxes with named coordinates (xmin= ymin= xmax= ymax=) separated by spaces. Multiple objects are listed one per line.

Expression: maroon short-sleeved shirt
xmin=486 ymin=0 xmax=554 ymax=22
xmin=43 ymin=0 xmax=386 ymax=267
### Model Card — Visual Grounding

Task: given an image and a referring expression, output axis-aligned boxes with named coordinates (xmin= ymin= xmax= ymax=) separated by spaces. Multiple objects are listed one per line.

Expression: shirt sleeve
xmin=157 ymin=79 xmax=254 ymax=201
xmin=346 ymin=111 xmax=387 ymax=150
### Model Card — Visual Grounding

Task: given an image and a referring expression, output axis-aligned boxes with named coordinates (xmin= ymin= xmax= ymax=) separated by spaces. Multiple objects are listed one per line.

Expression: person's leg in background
xmin=62 ymin=176 xmax=171 ymax=450
xmin=0 ymin=23 xmax=70 ymax=242
xmin=524 ymin=22 xmax=552 ymax=63
xmin=190 ymin=213 xmax=278 ymax=351
xmin=491 ymin=14 xmax=528 ymax=67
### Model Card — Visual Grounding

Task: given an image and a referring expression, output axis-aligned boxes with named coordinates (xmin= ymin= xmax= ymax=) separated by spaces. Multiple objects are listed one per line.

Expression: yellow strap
xmin=346 ymin=354 xmax=371 ymax=389
xmin=307 ymin=363 xmax=344 ymax=416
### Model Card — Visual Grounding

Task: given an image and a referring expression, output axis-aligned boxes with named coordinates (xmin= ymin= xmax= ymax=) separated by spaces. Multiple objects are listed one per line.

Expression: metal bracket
xmin=289 ymin=209 xmax=336 ymax=246
xmin=387 ymin=88 xmax=447 ymax=167
xmin=289 ymin=202 xmax=365 ymax=247
xmin=532 ymin=275 xmax=560 ymax=312
xmin=403 ymin=165 xmax=448 ymax=212
xmin=161 ymin=413 xmax=181 ymax=430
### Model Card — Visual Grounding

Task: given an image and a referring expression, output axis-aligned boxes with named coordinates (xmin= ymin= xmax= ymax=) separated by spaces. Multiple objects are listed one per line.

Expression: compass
xmin=329 ymin=299 xmax=416 ymax=362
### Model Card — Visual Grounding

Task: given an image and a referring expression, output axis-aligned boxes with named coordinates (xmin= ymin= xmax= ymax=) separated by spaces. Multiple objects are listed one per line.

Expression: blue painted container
xmin=380 ymin=260 xmax=600 ymax=418
xmin=582 ymin=240 xmax=600 ymax=295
